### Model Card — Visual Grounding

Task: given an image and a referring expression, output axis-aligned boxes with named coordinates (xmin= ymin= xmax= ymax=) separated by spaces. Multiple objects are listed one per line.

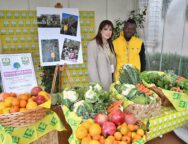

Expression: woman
xmin=87 ymin=20 xmax=116 ymax=90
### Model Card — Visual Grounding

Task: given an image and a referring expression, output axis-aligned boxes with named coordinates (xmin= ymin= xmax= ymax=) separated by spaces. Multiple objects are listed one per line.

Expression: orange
xmin=89 ymin=140 xmax=100 ymax=144
xmin=119 ymin=141 xmax=127 ymax=144
xmin=126 ymin=131 xmax=132 ymax=137
xmin=107 ymin=136 xmax=115 ymax=143
xmin=114 ymin=132 xmax=122 ymax=141
xmin=127 ymin=124 xmax=135 ymax=131
xmin=92 ymin=135 xmax=101 ymax=140
xmin=20 ymin=100 xmax=27 ymax=108
xmin=3 ymin=108 xmax=10 ymax=114
xmin=133 ymin=134 xmax=142 ymax=140
xmin=9 ymin=92 xmax=17 ymax=97
xmin=0 ymin=102 xmax=5 ymax=110
xmin=99 ymin=136 xmax=105 ymax=144
xmin=11 ymin=98 xmax=20 ymax=106
xmin=120 ymin=125 xmax=129 ymax=135
xmin=26 ymin=101 xmax=38 ymax=110
xmin=136 ymin=128 xmax=144 ymax=136
xmin=89 ymin=123 xmax=101 ymax=136
xmin=0 ymin=93 xmax=10 ymax=99
xmin=113 ymin=141 xmax=119 ymax=144
xmin=81 ymin=137 xmax=91 ymax=144
xmin=18 ymin=93 xmax=30 ymax=101
xmin=19 ymin=108 xmax=27 ymax=112
xmin=131 ymin=132 xmax=136 ymax=138
xmin=4 ymin=97 xmax=14 ymax=107
xmin=122 ymin=136 xmax=130 ymax=144
xmin=10 ymin=106 xmax=19 ymax=113
xmin=104 ymin=139 xmax=112 ymax=144
xmin=80 ymin=119 xmax=93 ymax=130
xmin=75 ymin=126 xmax=88 ymax=139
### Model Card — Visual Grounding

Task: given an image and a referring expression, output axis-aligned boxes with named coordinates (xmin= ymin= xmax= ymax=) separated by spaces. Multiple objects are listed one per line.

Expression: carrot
xmin=107 ymin=100 xmax=123 ymax=113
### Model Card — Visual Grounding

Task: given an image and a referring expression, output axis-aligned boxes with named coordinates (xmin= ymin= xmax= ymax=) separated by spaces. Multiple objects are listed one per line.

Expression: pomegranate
xmin=94 ymin=113 xmax=108 ymax=126
xmin=109 ymin=110 xmax=125 ymax=125
xmin=102 ymin=121 xmax=116 ymax=136
xmin=124 ymin=113 xmax=137 ymax=124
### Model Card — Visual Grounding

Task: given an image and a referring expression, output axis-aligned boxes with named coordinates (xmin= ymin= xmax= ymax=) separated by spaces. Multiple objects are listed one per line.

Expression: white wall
xmin=0 ymin=0 xmax=138 ymax=32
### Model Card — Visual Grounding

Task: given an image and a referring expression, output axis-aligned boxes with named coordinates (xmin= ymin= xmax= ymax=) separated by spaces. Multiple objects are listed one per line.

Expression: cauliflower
xmin=84 ymin=87 xmax=98 ymax=103
xmin=73 ymin=100 xmax=85 ymax=113
xmin=93 ymin=83 xmax=102 ymax=91
xmin=72 ymin=100 xmax=93 ymax=119
xmin=63 ymin=90 xmax=78 ymax=103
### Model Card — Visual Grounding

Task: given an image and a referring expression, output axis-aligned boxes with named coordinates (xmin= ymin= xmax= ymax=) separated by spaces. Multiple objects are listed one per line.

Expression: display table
xmin=147 ymin=106 xmax=188 ymax=141
xmin=0 ymin=111 xmax=65 ymax=144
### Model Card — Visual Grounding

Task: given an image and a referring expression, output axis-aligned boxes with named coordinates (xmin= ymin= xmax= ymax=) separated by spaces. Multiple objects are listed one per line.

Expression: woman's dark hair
xmin=94 ymin=20 xmax=114 ymax=53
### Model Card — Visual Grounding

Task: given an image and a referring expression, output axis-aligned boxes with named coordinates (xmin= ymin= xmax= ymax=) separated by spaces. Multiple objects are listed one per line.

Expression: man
xmin=113 ymin=19 xmax=146 ymax=81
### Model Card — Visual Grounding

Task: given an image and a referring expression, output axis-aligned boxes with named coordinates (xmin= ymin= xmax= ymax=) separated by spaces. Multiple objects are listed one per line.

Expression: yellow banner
xmin=0 ymin=111 xmax=65 ymax=144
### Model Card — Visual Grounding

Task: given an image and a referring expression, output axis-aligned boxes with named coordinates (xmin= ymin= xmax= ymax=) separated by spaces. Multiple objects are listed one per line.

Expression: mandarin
xmin=136 ymin=128 xmax=144 ymax=136
xmin=89 ymin=140 xmax=100 ymax=144
xmin=10 ymin=106 xmax=19 ymax=113
xmin=92 ymin=135 xmax=101 ymax=141
xmin=75 ymin=126 xmax=88 ymax=139
xmin=81 ymin=137 xmax=91 ymax=144
xmin=20 ymin=100 xmax=27 ymax=108
xmin=12 ymin=98 xmax=20 ymax=106
xmin=89 ymin=123 xmax=101 ymax=136
xmin=19 ymin=93 xmax=29 ymax=101
xmin=114 ymin=132 xmax=122 ymax=141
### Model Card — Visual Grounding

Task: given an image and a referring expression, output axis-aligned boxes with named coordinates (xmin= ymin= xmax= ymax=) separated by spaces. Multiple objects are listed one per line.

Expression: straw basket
xmin=149 ymin=86 xmax=172 ymax=106
xmin=0 ymin=106 xmax=49 ymax=127
xmin=124 ymin=97 xmax=161 ymax=120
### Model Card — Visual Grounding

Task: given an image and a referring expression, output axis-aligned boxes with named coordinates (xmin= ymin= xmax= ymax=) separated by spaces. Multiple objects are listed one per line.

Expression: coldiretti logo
xmin=68 ymin=119 xmax=77 ymax=126
xmin=23 ymin=128 xmax=35 ymax=138
xmin=50 ymin=117 xmax=58 ymax=126
xmin=12 ymin=136 xmax=20 ymax=144
xmin=179 ymin=101 xmax=187 ymax=108
xmin=173 ymin=93 xmax=181 ymax=99
xmin=1 ymin=58 xmax=10 ymax=66
xmin=37 ymin=122 xmax=47 ymax=132
xmin=5 ymin=127 xmax=14 ymax=134
xmin=0 ymin=134 xmax=4 ymax=142
xmin=21 ymin=56 xmax=29 ymax=65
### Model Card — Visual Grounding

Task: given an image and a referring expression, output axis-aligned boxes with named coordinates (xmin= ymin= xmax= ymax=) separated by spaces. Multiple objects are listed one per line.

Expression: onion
xmin=102 ymin=121 xmax=116 ymax=136
xmin=109 ymin=110 xmax=125 ymax=125
xmin=94 ymin=113 xmax=108 ymax=126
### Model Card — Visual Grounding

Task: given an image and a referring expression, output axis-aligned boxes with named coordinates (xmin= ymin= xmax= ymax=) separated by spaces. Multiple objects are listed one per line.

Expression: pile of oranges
xmin=75 ymin=119 xmax=145 ymax=144
xmin=0 ymin=91 xmax=49 ymax=114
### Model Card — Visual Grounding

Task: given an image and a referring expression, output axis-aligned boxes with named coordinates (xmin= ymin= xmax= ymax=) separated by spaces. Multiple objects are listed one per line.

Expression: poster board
xmin=0 ymin=53 xmax=37 ymax=94
xmin=0 ymin=10 xmax=95 ymax=88
xmin=37 ymin=7 xmax=83 ymax=66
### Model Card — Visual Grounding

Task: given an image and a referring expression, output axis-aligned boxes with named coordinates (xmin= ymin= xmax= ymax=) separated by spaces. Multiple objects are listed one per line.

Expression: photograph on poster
xmin=37 ymin=7 xmax=83 ymax=66
xmin=41 ymin=39 xmax=60 ymax=62
xmin=60 ymin=13 xmax=78 ymax=36
xmin=61 ymin=38 xmax=80 ymax=62
xmin=37 ymin=14 xmax=60 ymax=27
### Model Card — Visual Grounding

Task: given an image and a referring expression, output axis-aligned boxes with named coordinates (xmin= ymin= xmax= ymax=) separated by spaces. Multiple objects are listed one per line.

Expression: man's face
xmin=123 ymin=23 xmax=136 ymax=40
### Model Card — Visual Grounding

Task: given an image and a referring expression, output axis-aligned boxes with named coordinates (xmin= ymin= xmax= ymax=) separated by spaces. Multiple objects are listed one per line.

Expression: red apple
xmin=34 ymin=95 xmax=46 ymax=105
xmin=31 ymin=87 xmax=42 ymax=96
